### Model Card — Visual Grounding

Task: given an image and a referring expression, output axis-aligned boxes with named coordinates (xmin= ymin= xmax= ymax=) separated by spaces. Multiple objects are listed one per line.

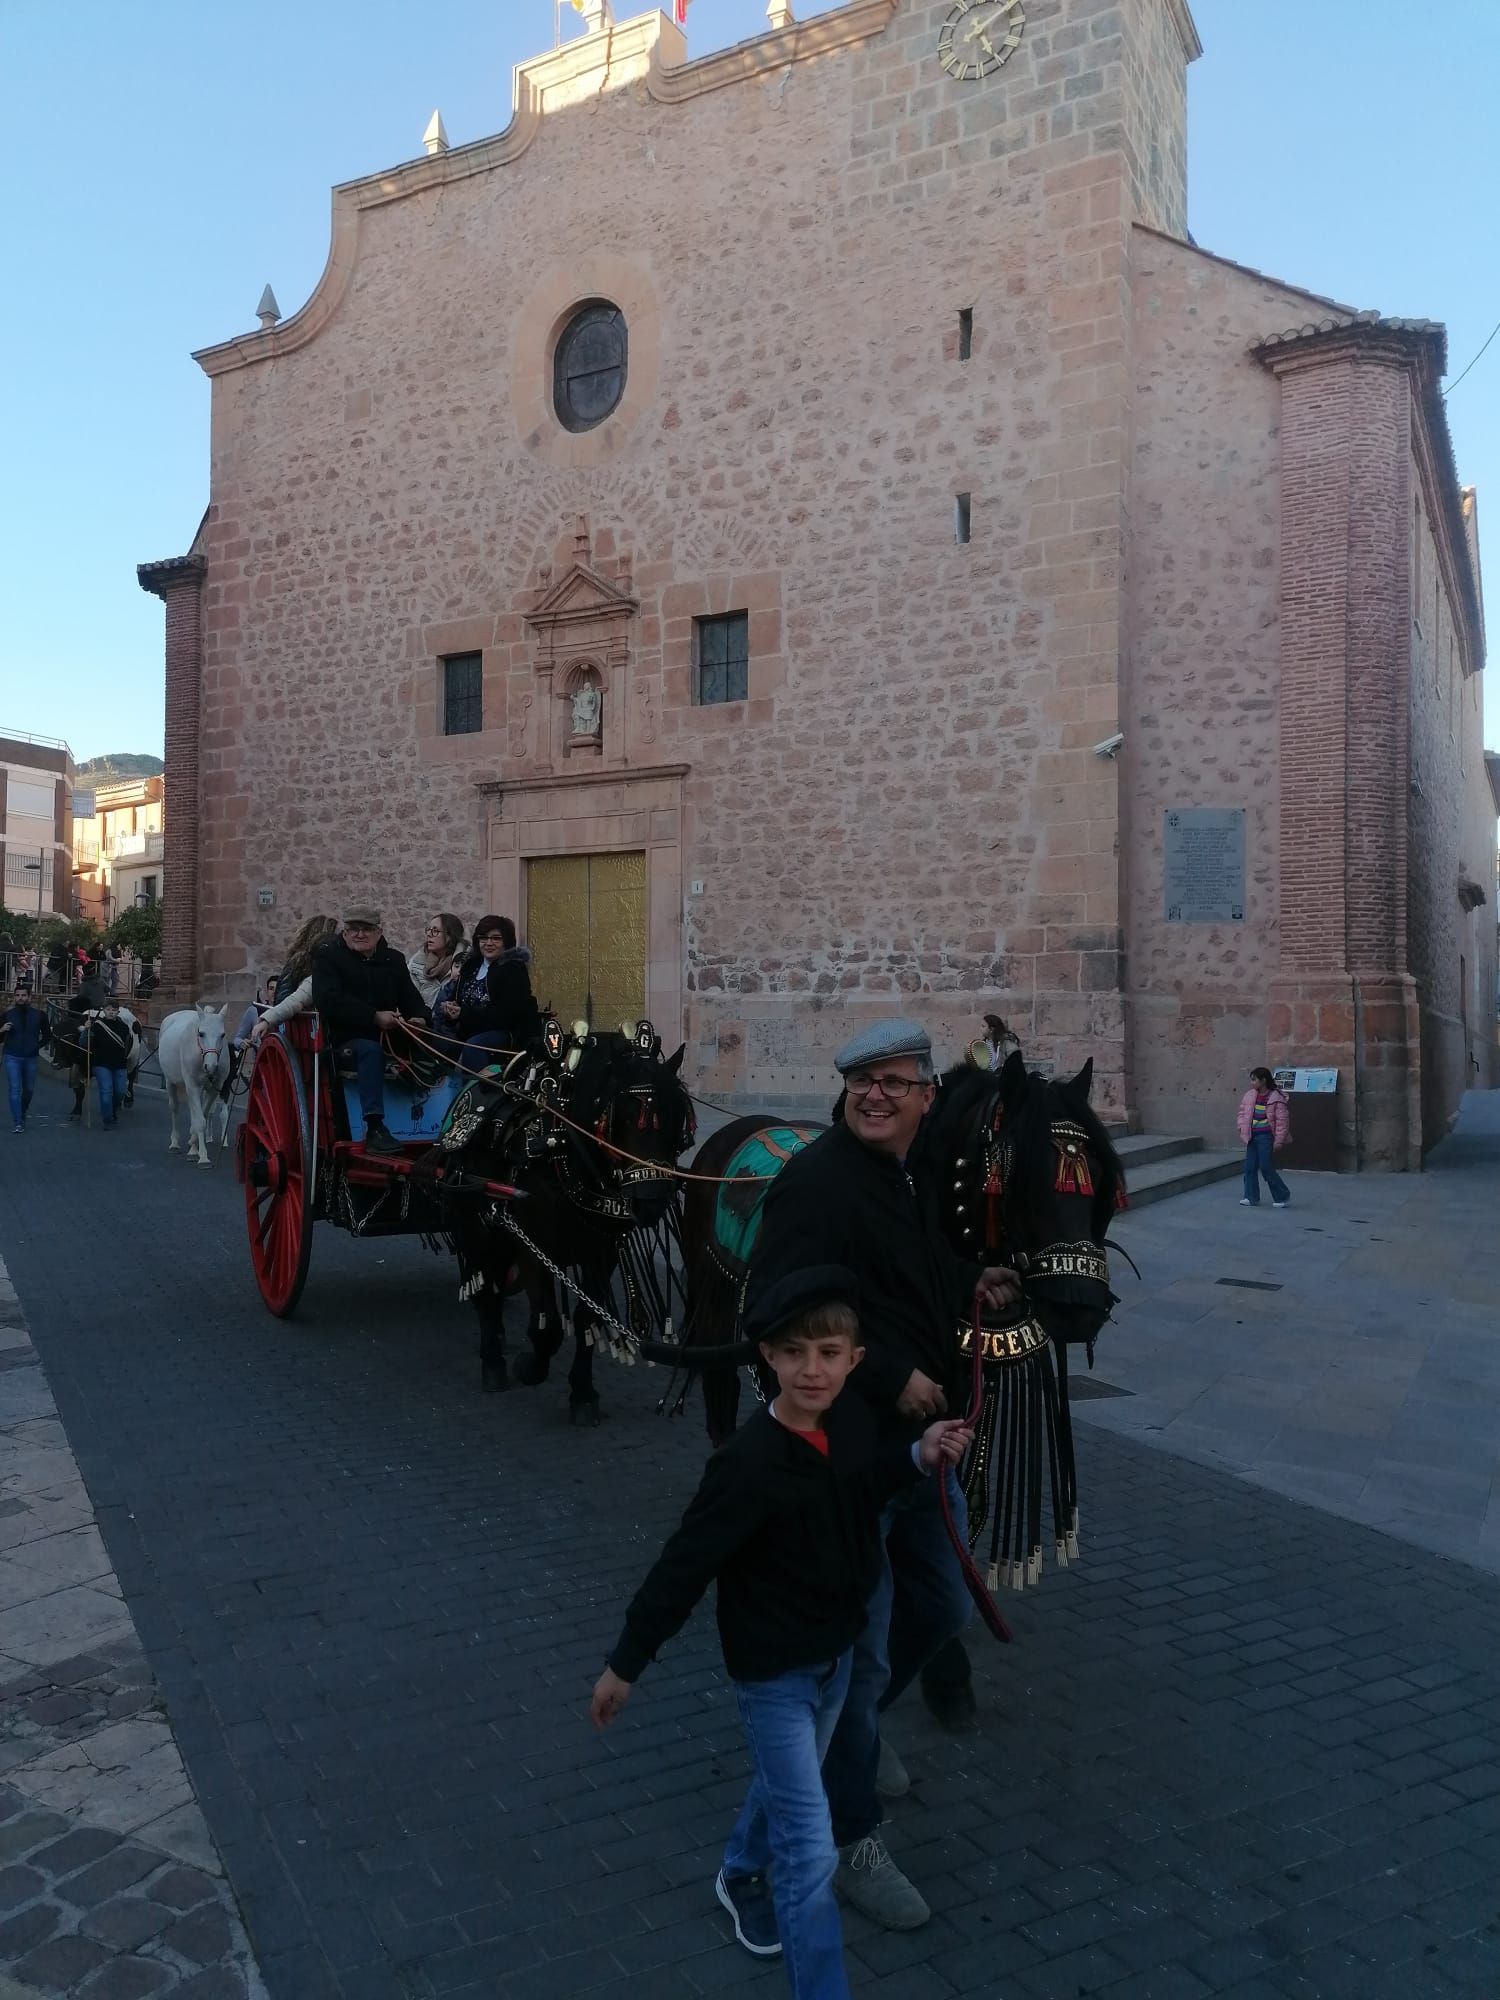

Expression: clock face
xmin=938 ymin=0 xmax=1026 ymax=82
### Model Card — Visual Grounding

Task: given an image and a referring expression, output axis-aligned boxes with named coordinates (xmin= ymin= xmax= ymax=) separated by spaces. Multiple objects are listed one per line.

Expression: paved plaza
xmin=1 ymin=1074 xmax=1498 ymax=1998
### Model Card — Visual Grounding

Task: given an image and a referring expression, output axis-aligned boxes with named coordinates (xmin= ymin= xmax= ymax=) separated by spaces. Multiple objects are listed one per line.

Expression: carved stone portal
xmin=521 ymin=520 xmax=638 ymax=770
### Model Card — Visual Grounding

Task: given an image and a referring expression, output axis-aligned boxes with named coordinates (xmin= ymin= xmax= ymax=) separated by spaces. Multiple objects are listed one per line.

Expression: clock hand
xmin=964 ymin=0 xmax=1020 ymax=36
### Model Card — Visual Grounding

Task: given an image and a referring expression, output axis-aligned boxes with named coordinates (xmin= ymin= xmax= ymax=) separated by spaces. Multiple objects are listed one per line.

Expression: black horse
xmin=46 ymin=1001 xmax=142 ymax=1118
xmin=925 ymin=1049 xmax=1124 ymax=1586
xmin=659 ymin=1049 xmax=1125 ymax=1583
xmin=436 ymin=1021 xmax=694 ymax=1422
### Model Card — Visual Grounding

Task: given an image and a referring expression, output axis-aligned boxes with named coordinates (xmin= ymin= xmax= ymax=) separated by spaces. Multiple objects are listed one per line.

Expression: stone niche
xmin=523 ymin=519 xmax=639 ymax=771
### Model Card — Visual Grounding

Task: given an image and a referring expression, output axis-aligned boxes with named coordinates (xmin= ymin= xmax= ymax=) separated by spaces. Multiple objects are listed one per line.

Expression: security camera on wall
xmin=1093 ymin=732 xmax=1125 ymax=759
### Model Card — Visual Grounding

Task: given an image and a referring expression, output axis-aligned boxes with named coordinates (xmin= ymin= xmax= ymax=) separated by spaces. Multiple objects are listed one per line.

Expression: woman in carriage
xmin=434 ymin=915 xmax=541 ymax=1074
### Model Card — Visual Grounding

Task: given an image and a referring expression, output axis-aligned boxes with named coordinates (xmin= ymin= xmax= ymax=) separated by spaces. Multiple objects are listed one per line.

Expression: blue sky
xmin=2 ymin=0 xmax=1497 ymax=760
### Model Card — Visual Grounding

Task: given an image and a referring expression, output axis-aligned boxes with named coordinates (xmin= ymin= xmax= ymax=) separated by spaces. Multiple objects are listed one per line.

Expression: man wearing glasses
xmin=743 ymin=1020 xmax=1019 ymax=1933
xmin=311 ymin=904 xmax=429 ymax=1156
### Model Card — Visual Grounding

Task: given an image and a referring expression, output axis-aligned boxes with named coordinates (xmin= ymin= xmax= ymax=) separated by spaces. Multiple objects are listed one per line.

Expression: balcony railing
xmin=109 ymin=830 xmax=165 ymax=862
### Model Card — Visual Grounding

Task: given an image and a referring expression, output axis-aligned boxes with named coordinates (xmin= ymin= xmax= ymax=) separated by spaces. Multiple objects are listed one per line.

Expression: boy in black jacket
xmin=591 ymin=1267 xmax=971 ymax=1999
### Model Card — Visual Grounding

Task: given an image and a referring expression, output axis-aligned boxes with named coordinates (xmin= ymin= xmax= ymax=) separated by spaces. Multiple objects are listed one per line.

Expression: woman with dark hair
xmin=407 ymin=912 xmax=466 ymax=1009
xmin=1237 ymin=1065 xmax=1292 ymax=1208
xmin=435 ymin=914 xmax=541 ymax=1073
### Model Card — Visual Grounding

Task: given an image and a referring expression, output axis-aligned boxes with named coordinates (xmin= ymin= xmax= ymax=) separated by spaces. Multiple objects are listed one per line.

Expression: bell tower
xmin=1123 ymin=0 xmax=1201 ymax=235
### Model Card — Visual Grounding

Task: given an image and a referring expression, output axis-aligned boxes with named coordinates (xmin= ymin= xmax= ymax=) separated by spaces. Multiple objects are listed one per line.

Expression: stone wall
xmin=1122 ymin=229 xmax=1318 ymax=1144
xmin=1408 ymin=483 xmax=1499 ymax=1139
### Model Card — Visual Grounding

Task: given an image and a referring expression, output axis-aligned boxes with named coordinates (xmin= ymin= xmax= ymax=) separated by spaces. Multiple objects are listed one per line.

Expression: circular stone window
xmin=553 ymin=300 xmax=628 ymax=433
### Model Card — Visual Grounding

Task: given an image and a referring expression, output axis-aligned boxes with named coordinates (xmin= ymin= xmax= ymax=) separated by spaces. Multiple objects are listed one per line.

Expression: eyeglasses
xmin=476 ymin=933 xmax=504 ymax=946
xmin=845 ymin=1072 xmax=928 ymax=1100
xmin=345 ymin=924 xmax=377 ymax=936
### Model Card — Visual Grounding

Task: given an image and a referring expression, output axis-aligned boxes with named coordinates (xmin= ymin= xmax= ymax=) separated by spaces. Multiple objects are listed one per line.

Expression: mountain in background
xmin=76 ymin=753 xmax=165 ymax=784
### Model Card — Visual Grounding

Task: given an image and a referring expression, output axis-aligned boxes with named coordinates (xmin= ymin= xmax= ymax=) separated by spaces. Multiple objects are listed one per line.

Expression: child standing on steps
xmin=590 ymin=1265 xmax=973 ymax=2000
xmin=1238 ymin=1066 xmax=1292 ymax=1208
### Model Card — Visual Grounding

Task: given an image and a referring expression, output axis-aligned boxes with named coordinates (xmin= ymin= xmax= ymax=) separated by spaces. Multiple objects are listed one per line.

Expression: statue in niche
xmin=570 ymin=679 xmax=602 ymax=739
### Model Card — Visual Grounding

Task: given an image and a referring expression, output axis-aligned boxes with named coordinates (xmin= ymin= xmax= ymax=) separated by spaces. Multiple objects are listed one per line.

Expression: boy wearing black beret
xmin=591 ymin=1266 xmax=971 ymax=1998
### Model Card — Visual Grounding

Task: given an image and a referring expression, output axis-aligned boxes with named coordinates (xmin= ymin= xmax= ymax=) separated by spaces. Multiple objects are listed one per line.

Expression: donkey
xmin=158 ymin=1004 xmax=231 ymax=1166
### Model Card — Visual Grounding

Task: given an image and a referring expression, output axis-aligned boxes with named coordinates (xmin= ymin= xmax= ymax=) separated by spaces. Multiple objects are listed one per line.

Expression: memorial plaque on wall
xmin=1163 ymin=808 xmax=1245 ymax=923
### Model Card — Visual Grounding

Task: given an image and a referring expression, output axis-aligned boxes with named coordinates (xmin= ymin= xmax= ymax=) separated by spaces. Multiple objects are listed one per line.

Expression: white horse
xmin=158 ymin=1005 xmax=231 ymax=1167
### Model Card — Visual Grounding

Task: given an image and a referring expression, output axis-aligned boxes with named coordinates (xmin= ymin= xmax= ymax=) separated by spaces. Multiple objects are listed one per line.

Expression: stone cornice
xmin=136 ymin=554 xmax=206 ymax=598
xmin=476 ymin=762 xmax=688 ymax=797
xmin=646 ymin=0 xmax=899 ymax=103
xmin=1165 ymin=0 xmax=1203 ymax=64
xmin=1253 ymin=315 xmax=1484 ymax=680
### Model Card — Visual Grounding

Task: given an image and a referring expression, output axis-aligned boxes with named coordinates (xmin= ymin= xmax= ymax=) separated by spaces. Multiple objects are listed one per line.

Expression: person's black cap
xmin=743 ymin=1265 xmax=859 ymax=1346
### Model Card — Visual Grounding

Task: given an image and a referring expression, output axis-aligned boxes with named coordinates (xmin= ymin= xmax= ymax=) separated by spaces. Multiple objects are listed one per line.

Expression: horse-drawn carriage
xmin=235 ymin=1013 xmax=693 ymax=1416
xmin=237 ymin=1006 xmax=1127 ymax=1585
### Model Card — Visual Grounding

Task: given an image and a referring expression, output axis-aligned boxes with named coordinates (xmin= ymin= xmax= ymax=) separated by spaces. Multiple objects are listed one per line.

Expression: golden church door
xmin=525 ymin=851 xmax=646 ymax=1031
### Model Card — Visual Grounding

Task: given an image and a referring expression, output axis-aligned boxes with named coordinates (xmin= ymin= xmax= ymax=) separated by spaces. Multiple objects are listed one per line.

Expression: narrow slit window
xmin=958 ymin=308 xmax=973 ymax=360
xmin=955 ymin=492 xmax=972 ymax=545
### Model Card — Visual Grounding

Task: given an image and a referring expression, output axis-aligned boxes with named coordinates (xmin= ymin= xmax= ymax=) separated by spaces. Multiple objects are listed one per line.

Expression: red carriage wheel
xmin=238 ymin=1032 xmax=314 ymax=1316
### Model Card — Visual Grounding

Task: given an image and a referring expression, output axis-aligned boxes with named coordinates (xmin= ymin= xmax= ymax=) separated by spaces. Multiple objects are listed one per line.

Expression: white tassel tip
xmin=985 ymin=1562 xmax=999 ymax=1591
xmin=1065 ymin=1530 xmax=1080 ymax=1561
xmin=1027 ymin=1550 xmax=1041 ymax=1588
xmin=1055 ymin=1536 xmax=1069 ymax=1569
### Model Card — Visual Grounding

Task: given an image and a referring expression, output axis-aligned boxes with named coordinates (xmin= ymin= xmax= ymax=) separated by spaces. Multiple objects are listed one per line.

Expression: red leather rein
xmin=938 ymin=1284 xmax=1013 ymax=1644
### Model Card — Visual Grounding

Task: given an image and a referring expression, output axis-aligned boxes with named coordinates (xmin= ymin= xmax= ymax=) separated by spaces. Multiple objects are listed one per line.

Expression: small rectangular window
xmin=694 ymin=612 xmax=749 ymax=706
xmin=958 ymin=308 xmax=973 ymax=361
xmin=955 ymin=492 xmax=972 ymax=545
xmin=141 ymin=876 xmax=158 ymax=904
xmin=442 ymin=652 xmax=483 ymax=736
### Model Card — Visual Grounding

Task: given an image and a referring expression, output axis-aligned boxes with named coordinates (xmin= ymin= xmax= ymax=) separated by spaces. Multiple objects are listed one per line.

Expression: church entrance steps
xmin=1115 ymin=1131 xmax=1243 ymax=1208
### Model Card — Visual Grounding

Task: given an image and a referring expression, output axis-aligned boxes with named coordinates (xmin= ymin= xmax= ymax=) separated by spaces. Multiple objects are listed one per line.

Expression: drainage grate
xmin=1069 ymin=1378 xmax=1133 ymax=1400
xmin=1216 ymin=1277 xmax=1283 ymax=1292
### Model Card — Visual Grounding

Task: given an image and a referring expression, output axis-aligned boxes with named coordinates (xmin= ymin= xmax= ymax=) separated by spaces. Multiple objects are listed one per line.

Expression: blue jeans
xmin=1243 ymin=1133 xmax=1290 ymax=1205
xmin=5 ymin=1054 xmax=38 ymax=1126
xmin=723 ymin=1653 xmax=852 ymax=2000
xmin=459 ymin=1030 xmax=517 ymax=1076
xmin=339 ymin=1038 xmax=387 ymax=1123
xmin=822 ymin=1468 xmax=972 ymax=1848
xmin=95 ymin=1066 xmax=129 ymax=1126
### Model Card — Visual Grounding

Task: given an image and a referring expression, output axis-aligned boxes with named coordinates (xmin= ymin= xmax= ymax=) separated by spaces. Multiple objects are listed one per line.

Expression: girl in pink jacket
xmin=1238 ymin=1068 xmax=1291 ymax=1207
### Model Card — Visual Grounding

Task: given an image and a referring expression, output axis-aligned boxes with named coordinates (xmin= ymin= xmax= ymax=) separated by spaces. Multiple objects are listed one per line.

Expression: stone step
xmin=1114 ymin=1131 xmax=1206 ymax=1169
xmin=1121 ymin=1147 xmax=1243 ymax=1209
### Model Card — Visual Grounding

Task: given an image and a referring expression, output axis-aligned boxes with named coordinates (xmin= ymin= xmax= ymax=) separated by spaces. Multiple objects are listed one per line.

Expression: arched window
xmin=553 ymin=301 xmax=627 ymax=433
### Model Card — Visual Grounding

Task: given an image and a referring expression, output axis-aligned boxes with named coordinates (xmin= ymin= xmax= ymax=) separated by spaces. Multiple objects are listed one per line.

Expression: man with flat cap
xmin=743 ymin=1018 xmax=1020 ymax=1932
xmin=311 ymin=905 xmax=429 ymax=1156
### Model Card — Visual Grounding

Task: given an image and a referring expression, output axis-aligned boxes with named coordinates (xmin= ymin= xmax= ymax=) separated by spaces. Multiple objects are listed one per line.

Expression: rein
xmin=398 ymin=1018 xmax=774 ymax=1187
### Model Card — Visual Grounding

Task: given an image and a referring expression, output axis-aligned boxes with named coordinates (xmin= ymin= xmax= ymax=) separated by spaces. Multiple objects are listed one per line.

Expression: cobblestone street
xmin=2 ymin=1074 xmax=1498 ymax=1998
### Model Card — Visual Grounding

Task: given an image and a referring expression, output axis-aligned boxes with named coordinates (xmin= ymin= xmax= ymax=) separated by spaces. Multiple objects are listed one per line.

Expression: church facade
xmin=140 ymin=0 xmax=1495 ymax=1167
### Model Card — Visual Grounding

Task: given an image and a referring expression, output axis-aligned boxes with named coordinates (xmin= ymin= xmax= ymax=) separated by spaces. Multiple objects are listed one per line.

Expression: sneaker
xmin=714 ymin=1869 xmax=781 ymax=1957
xmin=877 ymin=1737 xmax=911 ymax=1798
xmin=1273 ymin=1200 xmax=1290 ymax=1209
xmin=835 ymin=1835 xmax=930 ymax=1930
xmin=362 ymin=1124 xmax=403 ymax=1157
xmin=1239 ymin=1198 xmax=1256 ymax=1206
